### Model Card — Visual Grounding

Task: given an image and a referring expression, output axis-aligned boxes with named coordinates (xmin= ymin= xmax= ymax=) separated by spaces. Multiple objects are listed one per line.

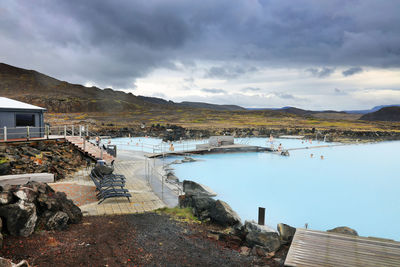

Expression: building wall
xmin=0 ymin=110 xmax=44 ymax=139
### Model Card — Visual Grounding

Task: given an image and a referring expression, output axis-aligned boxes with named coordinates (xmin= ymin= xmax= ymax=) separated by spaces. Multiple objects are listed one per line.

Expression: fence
xmin=0 ymin=124 xmax=95 ymax=141
xmin=144 ymin=156 xmax=183 ymax=207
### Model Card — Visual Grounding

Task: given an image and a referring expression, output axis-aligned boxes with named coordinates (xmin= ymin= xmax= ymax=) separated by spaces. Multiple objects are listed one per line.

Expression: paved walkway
xmin=49 ymin=158 xmax=166 ymax=216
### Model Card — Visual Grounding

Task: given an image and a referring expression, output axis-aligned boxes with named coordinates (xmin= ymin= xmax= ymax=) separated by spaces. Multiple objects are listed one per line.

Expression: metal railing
xmin=0 ymin=124 xmax=94 ymax=141
xmin=144 ymin=156 xmax=183 ymax=203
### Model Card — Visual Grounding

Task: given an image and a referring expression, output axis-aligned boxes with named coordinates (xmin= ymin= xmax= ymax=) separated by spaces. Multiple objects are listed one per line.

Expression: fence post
xmin=27 ymin=126 xmax=30 ymax=140
xmin=72 ymin=125 xmax=74 ymax=136
xmin=64 ymin=125 xmax=67 ymax=138
xmin=46 ymin=125 xmax=49 ymax=139
xmin=79 ymin=125 xmax=82 ymax=137
xmin=258 ymin=207 xmax=265 ymax=225
xmin=4 ymin=126 xmax=7 ymax=141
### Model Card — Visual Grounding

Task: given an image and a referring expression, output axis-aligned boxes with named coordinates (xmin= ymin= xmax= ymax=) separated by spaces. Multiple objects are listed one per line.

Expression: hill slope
xmin=360 ymin=106 xmax=400 ymax=121
xmin=0 ymin=63 xmax=175 ymax=113
xmin=0 ymin=63 xmax=244 ymax=113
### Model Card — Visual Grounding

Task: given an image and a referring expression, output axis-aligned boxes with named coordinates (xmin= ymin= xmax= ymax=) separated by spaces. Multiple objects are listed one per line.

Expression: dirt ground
xmin=0 ymin=213 xmax=288 ymax=266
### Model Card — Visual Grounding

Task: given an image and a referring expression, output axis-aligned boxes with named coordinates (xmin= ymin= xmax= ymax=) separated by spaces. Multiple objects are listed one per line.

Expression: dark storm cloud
xmin=306 ymin=67 xmax=335 ymax=78
xmin=342 ymin=67 xmax=363 ymax=77
xmin=205 ymin=66 xmax=258 ymax=79
xmin=273 ymin=92 xmax=296 ymax=99
xmin=201 ymin=88 xmax=227 ymax=94
xmin=0 ymin=0 xmax=400 ymax=89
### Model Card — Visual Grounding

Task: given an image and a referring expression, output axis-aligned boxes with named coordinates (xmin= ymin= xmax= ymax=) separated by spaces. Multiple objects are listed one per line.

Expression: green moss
xmin=156 ymin=207 xmax=200 ymax=223
xmin=0 ymin=157 xmax=9 ymax=164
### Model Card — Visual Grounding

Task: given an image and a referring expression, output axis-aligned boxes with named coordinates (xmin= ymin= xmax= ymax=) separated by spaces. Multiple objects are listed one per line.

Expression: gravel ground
xmin=0 ymin=213 xmax=262 ymax=266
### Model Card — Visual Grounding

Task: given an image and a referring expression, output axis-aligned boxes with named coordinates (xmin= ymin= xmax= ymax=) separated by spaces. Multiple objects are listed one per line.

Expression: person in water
xmin=321 ymin=155 xmax=324 ymax=160
xmin=169 ymin=143 xmax=174 ymax=151
xmin=277 ymin=143 xmax=282 ymax=152
xmin=310 ymin=153 xmax=313 ymax=158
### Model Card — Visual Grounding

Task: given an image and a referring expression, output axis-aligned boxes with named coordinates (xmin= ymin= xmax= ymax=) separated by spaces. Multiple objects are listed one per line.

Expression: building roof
xmin=0 ymin=97 xmax=46 ymax=111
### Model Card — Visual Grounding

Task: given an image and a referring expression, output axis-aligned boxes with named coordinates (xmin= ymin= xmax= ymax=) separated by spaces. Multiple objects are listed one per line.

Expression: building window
xmin=16 ymin=114 xmax=35 ymax=127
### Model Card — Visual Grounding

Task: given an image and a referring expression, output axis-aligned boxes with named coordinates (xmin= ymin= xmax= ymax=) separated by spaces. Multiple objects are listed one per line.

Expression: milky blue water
xmin=168 ymin=140 xmax=400 ymax=241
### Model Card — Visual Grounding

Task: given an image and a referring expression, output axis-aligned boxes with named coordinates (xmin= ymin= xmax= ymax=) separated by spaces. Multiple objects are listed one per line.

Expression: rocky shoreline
xmin=96 ymin=123 xmax=400 ymax=142
xmin=177 ymin=179 xmax=359 ymax=263
xmin=0 ymin=140 xmax=87 ymax=181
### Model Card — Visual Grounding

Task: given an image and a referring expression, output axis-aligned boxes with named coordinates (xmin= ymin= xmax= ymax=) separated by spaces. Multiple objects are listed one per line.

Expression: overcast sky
xmin=1 ymin=0 xmax=400 ymax=110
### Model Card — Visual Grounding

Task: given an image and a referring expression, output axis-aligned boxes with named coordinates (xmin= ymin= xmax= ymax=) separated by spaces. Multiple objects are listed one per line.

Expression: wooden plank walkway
xmin=66 ymin=136 xmax=114 ymax=163
xmin=146 ymin=144 xmax=271 ymax=158
xmin=285 ymin=228 xmax=400 ymax=267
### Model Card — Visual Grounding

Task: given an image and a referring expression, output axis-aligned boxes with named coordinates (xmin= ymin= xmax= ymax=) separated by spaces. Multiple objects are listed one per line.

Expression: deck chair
xmin=97 ymin=191 xmax=131 ymax=204
xmin=91 ymin=169 xmax=126 ymax=184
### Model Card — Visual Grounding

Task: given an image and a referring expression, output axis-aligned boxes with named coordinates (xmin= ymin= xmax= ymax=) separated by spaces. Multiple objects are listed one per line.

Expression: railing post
xmin=83 ymin=139 xmax=86 ymax=151
xmin=79 ymin=125 xmax=82 ymax=137
xmin=72 ymin=125 xmax=74 ymax=136
xmin=46 ymin=125 xmax=49 ymax=139
xmin=4 ymin=126 xmax=7 ymax=141
xmin=64 ymin=125 xmax=67 ymax=138
xmin=258 ymin=207 xmax=265 ymax=225
xmin=86 ymin=125 xmax=89 ymax=137
xmin=27 ymin=126 xmax=30 ymax=140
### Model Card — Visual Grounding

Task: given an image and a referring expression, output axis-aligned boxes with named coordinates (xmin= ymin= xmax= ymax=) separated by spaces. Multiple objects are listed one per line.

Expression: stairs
xmin=66 ymin=136 xmax=114 ymax=163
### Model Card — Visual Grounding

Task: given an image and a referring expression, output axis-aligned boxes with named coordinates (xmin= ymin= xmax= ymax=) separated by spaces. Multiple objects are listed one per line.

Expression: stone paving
xmin=49 ymin=159 xmax=166 ymax=216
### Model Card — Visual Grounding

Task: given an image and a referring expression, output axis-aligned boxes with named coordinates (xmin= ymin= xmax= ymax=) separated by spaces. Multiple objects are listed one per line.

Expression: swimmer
xmin=310 ymin=153 xmax=313 ymax=158
xmin=169 ymin=143 xmax=174 ymax=151
xmin=320 ymin=155 xmax=324 ymax=160
xmin=277 ymin=143 xmax=282 ymax=152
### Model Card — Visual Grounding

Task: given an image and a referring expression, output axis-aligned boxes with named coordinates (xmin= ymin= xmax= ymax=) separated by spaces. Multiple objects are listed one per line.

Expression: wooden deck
xmin=145 ymin=144 xmax=272 ymax=158
xmin=285 ymin=228 xmax=400 ymax=267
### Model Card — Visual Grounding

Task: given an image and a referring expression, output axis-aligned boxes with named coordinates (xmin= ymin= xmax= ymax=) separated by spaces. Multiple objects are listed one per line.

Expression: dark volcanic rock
xmin=0 ymin=200 xmax=37 ymax=237
xmin=0 ymin=162 xmax=11 ymax=175
xmin=277 ymin=223 xmax=296 ymax=243
xmin=0 ymin=182 xmax=82 ymax=238
xmin=209 ymin=200 xmax=241 ymax=227
xmin=45 ymin=211 xmax=69 ymax=230
xmin=244 ymin=221 xmax=281 ymax=253
xmin=183 ymin=180 xmax=217 ymax=197
xmin=327 ymin=226 xmax=358 ymax=236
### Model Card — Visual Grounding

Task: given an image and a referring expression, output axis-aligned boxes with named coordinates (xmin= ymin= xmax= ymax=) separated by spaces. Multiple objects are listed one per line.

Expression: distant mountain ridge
xmin=345 ymin=105 xmax=400 ymax=114
xmin=1 ymin=62 xmax=398 ymax=117
xmin=178 ymin=101 xmax=245 ymax=111
xmin=359 ymin=106 xmax=400 ymax=121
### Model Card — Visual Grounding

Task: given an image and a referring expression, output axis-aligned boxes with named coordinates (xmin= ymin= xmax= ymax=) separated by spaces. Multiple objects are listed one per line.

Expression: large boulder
xmin=0 ymin=200 xmax=37 ymax=237
xmin=277 ymin=223 xmax=296 ymax=242
xmin=178 ymin=195 xmax=216 ymax=220
xmin=327 ymin=226 xmax=358 ymax=236
xmin=209 ymin=200 xmax=241 ymax=227
xmin=182 ymin=180 xmax=217 ymax=197
xmin=54 ymin=192 xmax=82 ymax=224
xmin=45 ymin=211 xmax=69 ymax=231
xmin=244 ymin=221 xmax=281 ymax=253
xmin=13 ymin=187 xmax=37 ymax=202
